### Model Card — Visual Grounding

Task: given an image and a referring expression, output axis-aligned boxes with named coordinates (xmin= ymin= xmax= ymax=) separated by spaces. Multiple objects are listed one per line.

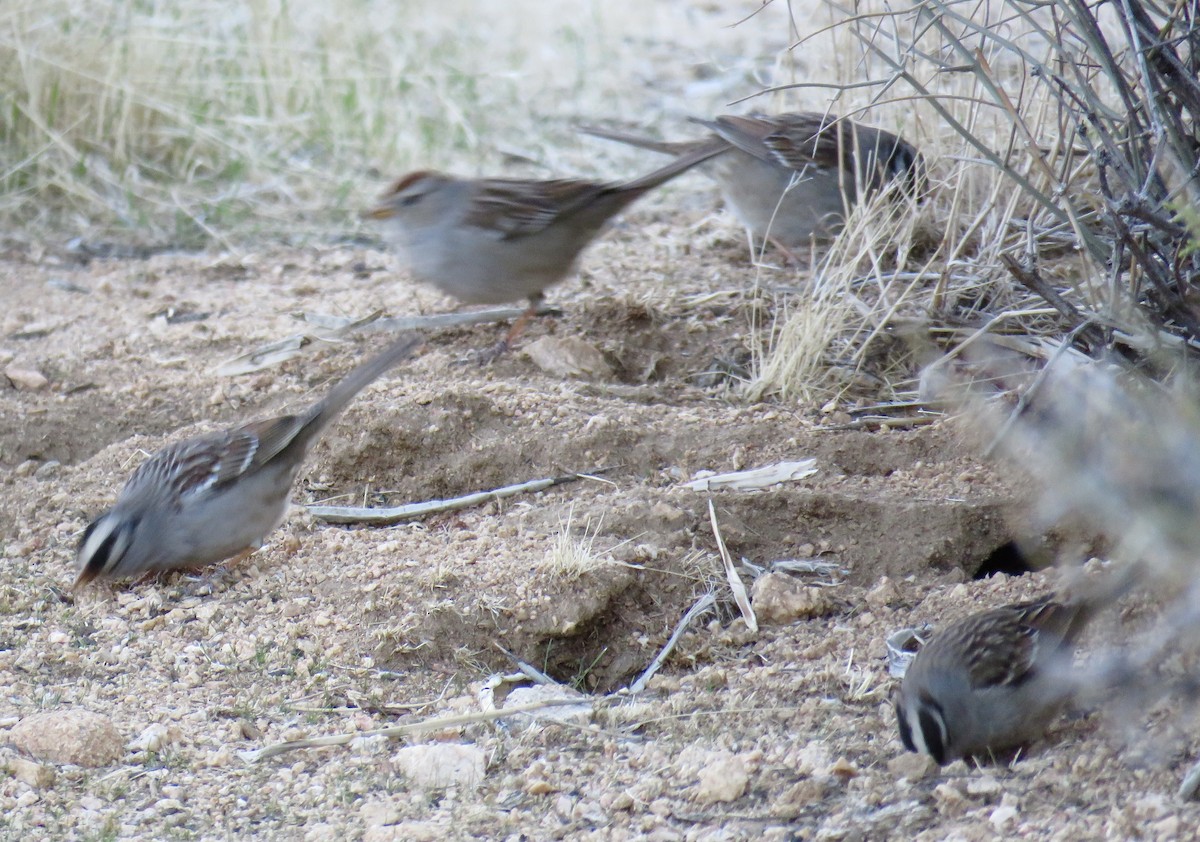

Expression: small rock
xmin=750 ymin=573 xmax=836 ymax=624
xmin=933 ymin=782 xmax=969 ymax=817
xmin=865 ymin=577 xmax=901 ymax=609
xmin=155 ymin=797 xmax=185 ymax=815
xmin=990 ymin=804 xmax=1018 ymax=830
xmin=1 ymin=753 xmax=55 ymax=788
xmin=4 ymin=363 xmax=49 ymax=391
xmin=695 ymin=752 xmax=748 ymax=804
xmin=792 ymin=740 xmax=833 ymax=777
xmin=553 ymin=793 xmax=574 ymax=819
xmin=349 ymin=735 xmax=390 ymax=755
xmin=392 ymin=743 xmax=485 ymax=790
xmin=770 ymin=779 xmax=830 ymax=818
xmin=303 ymin=823 xmax=340 ymax=842
xmin=34 ymin=460 xmax=61 ymax=480
xmin=11 ymin=709 xmax=124 ymax=767
xmin=1151 ymin=816 xmax=1180 ymax=838
xmin=967 ymin=774 xmax=1002 ymax=798
xmin=607 ymin=791 xmax=634 ymax=811
xmin=128 ymin=723 xmax=172 ymax=754
xmin=523 ymin=336 xmax=613 ymax=380
xmin=648 ymin=797 xmax=674 ymax=817
xmin=524 ymin=779 xmax=557 ymax=795
xmin=1133 ymin=793 xmax=1170 ymax=820
xmin=888 ymin=752 xmax=939 ymax=781
xmin=501 ymin=685 xmax=592 ymax=728
xmin=360 ymin=797 xmax=402 ymax=828
xmin=829 ymin=757 xmax=858 ymax=781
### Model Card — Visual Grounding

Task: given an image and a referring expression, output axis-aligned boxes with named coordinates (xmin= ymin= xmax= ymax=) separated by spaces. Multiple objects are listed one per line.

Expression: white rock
xmin=792 ymin=740 xmax=833 ymax=777
xmin=349 ymin=735 xmax=391 ymax=755
xmin=1 ymin=753 xmax=55 ymax=789
xmin=968 ymin=774 xmax=1002 ymax=797
xmin=501 ymin=685 xmax=593 ymax=729
xmin=990 ymin=804 xmax=1018 ymax=829
xmin=695 ymin=752 xmax=749 ymax=804
xmin=750 ymin=573 xmax=835 ymax=624
xmin=887 ymin=752 xmax=939 ymax=782
xmin=4 ymin=363 xmax=48 ymax=391
xmin=393 ymin=743 xmax=485 ymax=790
xmin=523 ymin=336 xmax=613 ymax=380
xmin=128 ymin=723 xmax=171 ymax=753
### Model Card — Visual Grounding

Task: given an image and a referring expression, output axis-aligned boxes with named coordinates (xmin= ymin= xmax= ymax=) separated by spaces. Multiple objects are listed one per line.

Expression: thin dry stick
xmin=213 ymin=311 xmax=386 ymax=376
xmin=299 ymin=307 xmax=538 ymax=334
xmin=307 ymin=473 xmax=593 ymax=525
xmin=708 ymin=499 xmax=757 ymax=633
xmin=240 ymin=697 xmax=599 ymax=763
xmin=493 ymin=642 xmax=558 ymax=686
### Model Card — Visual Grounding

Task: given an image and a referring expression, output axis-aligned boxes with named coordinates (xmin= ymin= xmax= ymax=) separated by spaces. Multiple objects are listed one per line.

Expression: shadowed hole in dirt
xmin=973 ymin=539 xmax=1037 ymax=579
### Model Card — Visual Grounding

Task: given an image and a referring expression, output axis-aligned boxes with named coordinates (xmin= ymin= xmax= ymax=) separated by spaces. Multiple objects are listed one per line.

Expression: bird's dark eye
xmin=400 ymin=192 xmax=423 ymax=207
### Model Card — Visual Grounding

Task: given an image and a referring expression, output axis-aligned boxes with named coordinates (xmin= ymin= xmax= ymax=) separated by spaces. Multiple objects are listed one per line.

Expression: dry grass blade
xmin=708 ymin=499 xmax=757 ymax=633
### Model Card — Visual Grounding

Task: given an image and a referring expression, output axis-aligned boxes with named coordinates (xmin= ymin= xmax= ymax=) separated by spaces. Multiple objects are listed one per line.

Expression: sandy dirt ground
xmin=1 ymin=210 xmax=1197 ymax=840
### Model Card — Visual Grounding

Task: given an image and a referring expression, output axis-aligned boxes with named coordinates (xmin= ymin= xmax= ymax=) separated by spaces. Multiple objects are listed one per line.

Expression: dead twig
xmin=629 ymin=592 xmax=719 ymax=694
xmin=308 ymin=472 xmax=601 ymax=525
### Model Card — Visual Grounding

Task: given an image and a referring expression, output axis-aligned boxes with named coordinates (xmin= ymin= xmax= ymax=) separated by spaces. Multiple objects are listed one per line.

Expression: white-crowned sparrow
xmin=74 ymin=336 xmax=423 ymax=587
xmin=365 ymin=145 xmax=725 ymax=349
xmin=582 ymin=112 xmax=924 ymax=257
xmin=893 ymin=563 xmax=1140 ymax=765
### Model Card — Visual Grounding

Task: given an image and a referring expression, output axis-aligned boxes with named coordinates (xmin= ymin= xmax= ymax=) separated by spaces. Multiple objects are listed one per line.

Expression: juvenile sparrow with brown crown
xmin=893 ymin=566 xmax=1138 ymax=765
xmin=582 ymin=112 xmax=924 ymax=258
xmin=74 ymin=336 xmax=423 ymax=587
xmin=365 ymin=144 xmax=725 ymax=353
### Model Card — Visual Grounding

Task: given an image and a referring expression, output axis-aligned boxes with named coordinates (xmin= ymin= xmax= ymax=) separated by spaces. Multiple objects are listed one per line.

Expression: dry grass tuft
xmin=540 ymin=505 xmax=613 ymax=580
xmin=750 ymin=0 xmax=1200 ymax=402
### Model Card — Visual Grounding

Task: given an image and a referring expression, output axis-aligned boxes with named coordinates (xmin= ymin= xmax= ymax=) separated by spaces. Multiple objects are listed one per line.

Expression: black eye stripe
xmin=917 ymin=706 xmax=948 ymax=765
xmin=83 ymin=527 xmax=121 ymax=578
xmin=79 ymin=515 xmax=138 ymax=579
xmin=79 ymin=518 xmax=100 ymax=547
